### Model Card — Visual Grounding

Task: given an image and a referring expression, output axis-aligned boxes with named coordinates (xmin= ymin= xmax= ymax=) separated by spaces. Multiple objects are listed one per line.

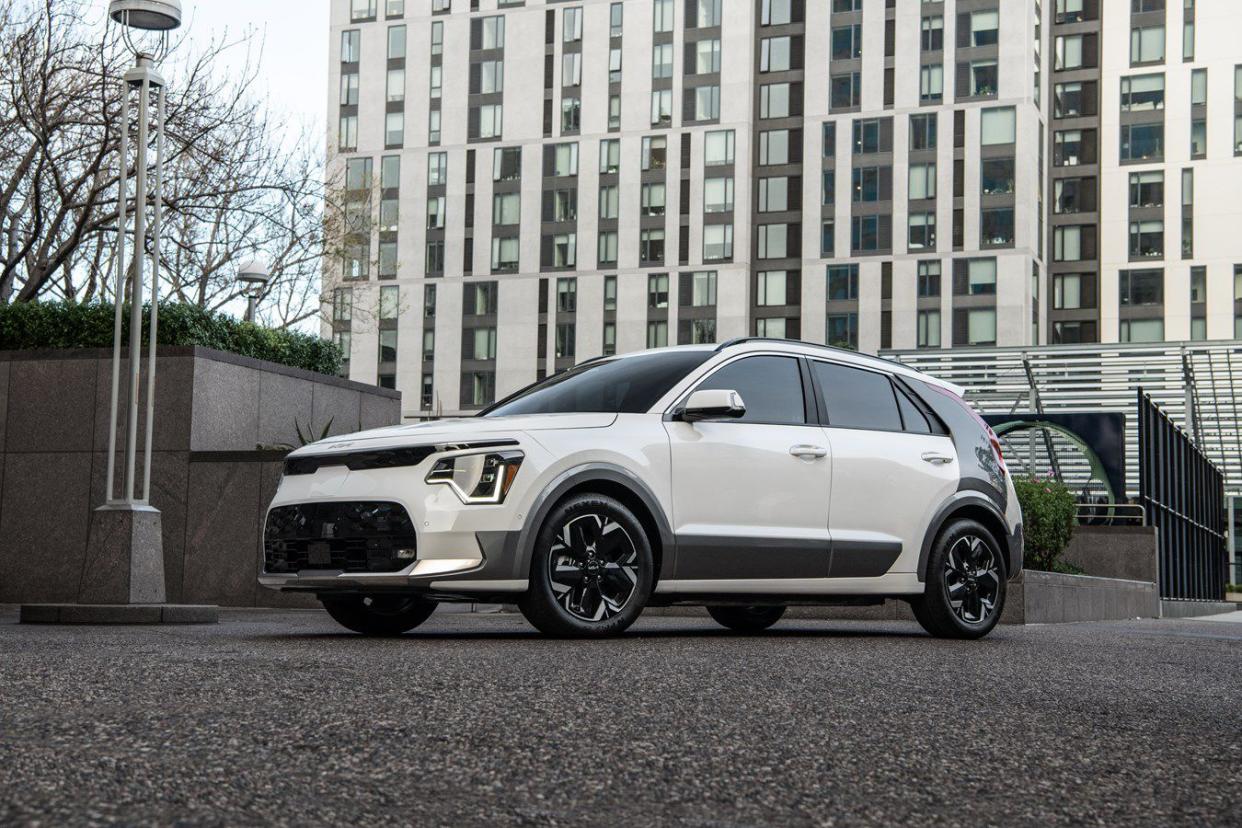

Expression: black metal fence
xmin=1137 ymin=390 xmax=1227 ymax=601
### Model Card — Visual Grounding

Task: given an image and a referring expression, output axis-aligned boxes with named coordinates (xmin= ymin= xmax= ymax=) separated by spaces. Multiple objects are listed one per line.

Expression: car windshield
xmin=483 ymin=351 xmax=712 ymax=417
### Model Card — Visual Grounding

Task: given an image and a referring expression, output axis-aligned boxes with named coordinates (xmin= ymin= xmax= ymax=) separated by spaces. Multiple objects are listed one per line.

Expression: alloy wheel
xmin=547 ymin=513 xmax=639 ymax=622
xmin=943 ymin=534 xmax=1001 ymax=624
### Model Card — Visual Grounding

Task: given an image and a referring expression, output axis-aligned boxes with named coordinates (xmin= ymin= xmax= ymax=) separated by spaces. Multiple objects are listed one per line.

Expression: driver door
xmin=663 ymin=354 xmax=833 ymax=581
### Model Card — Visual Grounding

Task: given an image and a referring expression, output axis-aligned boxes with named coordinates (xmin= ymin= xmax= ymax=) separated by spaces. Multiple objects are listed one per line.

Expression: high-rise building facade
xmin=325 ymin=0 xmax=1242 ymax=420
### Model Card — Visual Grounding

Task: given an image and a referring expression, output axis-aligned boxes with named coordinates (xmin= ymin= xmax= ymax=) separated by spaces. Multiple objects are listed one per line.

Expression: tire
xmin=911 ymin=518 xmax=1006 ymax=640
xmin=321 ymin=594 xmax=437 ymax=636
xmin=519 ymin=493 xmax=654 ymax=637
xmin=706 ymin=605 xmax=786 ymax=633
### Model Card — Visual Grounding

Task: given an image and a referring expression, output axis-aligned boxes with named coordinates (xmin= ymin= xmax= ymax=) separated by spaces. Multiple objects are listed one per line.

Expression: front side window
xmin=694 ymin=356 xmax=806 ymax=425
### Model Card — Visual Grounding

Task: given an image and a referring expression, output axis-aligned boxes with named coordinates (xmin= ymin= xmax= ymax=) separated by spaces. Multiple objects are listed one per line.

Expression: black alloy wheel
xmin=910 ymin=518 xmax=1006 ymax=640
xmin=520 ymin=493 xmax=653 ymax=637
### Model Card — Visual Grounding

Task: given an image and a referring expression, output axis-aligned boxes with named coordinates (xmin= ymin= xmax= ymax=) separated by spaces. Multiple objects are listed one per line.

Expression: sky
xmin=87 ymin=0 xmax=330 ymax=151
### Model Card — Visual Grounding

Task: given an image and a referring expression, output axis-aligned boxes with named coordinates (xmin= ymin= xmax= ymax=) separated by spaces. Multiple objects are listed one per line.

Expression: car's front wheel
xmin=910 ymin=518 xmax=1006 ymax=639
xmin=519 ymin=493 xmax=653 ymax=637
xmin=706 ymin=605 xmax=786 ymax=633
xmin=321 ymin=594 xmax=437 ymax=636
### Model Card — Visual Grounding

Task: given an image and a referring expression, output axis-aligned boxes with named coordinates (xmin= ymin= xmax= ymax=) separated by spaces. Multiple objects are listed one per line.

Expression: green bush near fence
xmin=0 ymin=302 xmax=341 ymax=376
xmin=1013 ymin=475 xmax=1078 ymax=573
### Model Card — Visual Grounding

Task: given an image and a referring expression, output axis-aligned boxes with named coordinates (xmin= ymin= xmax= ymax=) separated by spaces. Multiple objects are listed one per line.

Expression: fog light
xmin=395 ymin=547 xmax=418 ymax=560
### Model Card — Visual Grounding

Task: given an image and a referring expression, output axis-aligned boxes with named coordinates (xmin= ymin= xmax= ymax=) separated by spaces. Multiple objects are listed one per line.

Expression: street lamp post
xmin=82 ymin=0 xmax=182 ymax=609
xmin=236 ymin=259 xmax=271 ymax=323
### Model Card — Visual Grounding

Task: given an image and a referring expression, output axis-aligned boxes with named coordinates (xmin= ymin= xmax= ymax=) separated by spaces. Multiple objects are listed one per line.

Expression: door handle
xmin=921 ymin=452 xmax=955 ymax=465
xmin=790 ymin=444 xmax=828 ymax=459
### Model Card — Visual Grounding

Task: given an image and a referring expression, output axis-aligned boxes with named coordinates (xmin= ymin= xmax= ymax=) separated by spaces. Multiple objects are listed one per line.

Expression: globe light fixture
xmin=236 ymin=258 xmax=271 ymax=323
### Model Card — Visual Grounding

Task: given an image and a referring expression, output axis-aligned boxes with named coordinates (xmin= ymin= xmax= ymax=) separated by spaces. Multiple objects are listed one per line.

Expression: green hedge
xmin=1013 ymin=475 xmax=1078 ymax=573
xmin=0 ymin=302 xmax=342 ymax=376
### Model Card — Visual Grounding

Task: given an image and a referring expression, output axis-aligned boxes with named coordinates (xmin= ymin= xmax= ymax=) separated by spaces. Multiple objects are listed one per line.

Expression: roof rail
xmin=714 ymin=336 xmax=925 ymax=374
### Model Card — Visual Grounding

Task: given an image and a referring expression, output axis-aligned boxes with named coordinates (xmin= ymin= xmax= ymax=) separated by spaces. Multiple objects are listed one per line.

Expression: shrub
xmin=1013 ymin=475 xmax=1077 ymax=572
xmin=0 ymin=301 xmax=341 ymax=376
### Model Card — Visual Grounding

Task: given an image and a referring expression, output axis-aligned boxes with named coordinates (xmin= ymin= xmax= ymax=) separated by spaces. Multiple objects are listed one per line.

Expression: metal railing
xmin=1138 ymin=390 xmax=1228 ymax=601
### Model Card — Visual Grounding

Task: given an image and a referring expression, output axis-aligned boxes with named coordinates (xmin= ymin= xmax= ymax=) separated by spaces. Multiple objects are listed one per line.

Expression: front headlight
xmin=425 ymin=450 xmax=524 ymax=504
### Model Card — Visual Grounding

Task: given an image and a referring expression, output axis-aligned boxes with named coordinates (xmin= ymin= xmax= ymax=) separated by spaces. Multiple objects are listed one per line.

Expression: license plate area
xmin=307 ymin=541 xmax=332 ymax=567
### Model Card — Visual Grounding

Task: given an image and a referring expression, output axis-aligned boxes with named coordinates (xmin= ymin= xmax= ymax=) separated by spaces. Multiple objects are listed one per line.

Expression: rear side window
xmin=811 ymin=361 xmax=902 ymax=431
xmin=894 ymin=384 xmax=933 ymax=433
xmin=694 ymin=355 xmax=806 ymax=425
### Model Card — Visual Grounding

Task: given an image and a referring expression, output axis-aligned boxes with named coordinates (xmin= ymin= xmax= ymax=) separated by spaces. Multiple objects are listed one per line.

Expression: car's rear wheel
xmin=911 ymin=518 xmax=1006 ymax=639
xmin=706 ymin=605 xmax=786 ymax=633
xmin=320 ymin=594 xmax=437 ymax=636
xmin=519 ymin=493 xmax=653 ymax=637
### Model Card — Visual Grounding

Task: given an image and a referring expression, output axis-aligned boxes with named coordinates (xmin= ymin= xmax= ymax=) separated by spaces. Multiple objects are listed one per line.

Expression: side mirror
xmin=682 ymin=389 xmax=746 ymax=421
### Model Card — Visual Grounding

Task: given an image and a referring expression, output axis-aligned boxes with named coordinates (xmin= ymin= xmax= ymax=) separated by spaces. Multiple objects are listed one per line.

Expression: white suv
xmin=261 ymin=339 xmax=1022 ymax=639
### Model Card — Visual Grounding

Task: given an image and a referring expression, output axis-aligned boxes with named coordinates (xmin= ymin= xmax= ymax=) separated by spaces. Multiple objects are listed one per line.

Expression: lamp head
xmin=109 ymin=0 xmax=182 ymax=31
xmin=236 ymin=258 xmax=271 ymax=291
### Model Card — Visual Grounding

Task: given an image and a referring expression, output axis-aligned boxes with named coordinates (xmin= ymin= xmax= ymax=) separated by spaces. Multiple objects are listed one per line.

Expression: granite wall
xmin=0 ymin=347 xmax=401 ymax=608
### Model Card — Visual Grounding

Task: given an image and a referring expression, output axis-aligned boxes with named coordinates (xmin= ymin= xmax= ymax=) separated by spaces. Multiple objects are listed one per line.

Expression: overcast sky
xmin=88 ymin=0 xmax=330 ymax=151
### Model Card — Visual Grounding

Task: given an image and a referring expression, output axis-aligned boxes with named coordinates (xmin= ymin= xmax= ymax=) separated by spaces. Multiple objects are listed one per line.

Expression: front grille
xmin=263 ymin=501 xmax=416 ymax=574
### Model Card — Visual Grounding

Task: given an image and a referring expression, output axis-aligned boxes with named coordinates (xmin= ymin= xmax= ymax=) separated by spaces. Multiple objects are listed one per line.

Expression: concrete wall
xmin=1062 ymin=526 xmax=1159 ymax=583
xmin=0 ymin=347 xmax=400 ymax=608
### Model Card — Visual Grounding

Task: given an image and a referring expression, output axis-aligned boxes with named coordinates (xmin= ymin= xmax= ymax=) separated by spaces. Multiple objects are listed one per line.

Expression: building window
xmin=652 ymin=43 xmax=673 ymax=79
xmin=980 ymin=107 xmax=1016 ymax=145
xmin=650 ymin=90 xmax=673 ymax=126
xmin=704 ymin=130 xmax=735 ymax=165
xmin=922 ymin=16 xmax=944 ymax=52
xmin=918 ymin=310 xmax=941 ymax=348
xmin=920 ymin=64 xmax=944 ymax=103
xmin=755 ymin=317 xmax=786 ymax=339
xmin=555 ymin=324 xmax=576 ymax=359
xmin=338 ymin=114 xmax=357 ymax=151
xmin=1120 ymin=74 xmax=1164 ymax=112
xmin=1053 ymin=274 xmax=1083 ymax=310
xmin=340 ymin=71 xmax=359 ymax=106
xmin=757 ymin=224 xmax=789 ymax=259
xmin=597 ymin=232 xmax=618 ymax=266
xmin=694 ymin=86 xmax=721 ymax=121
xmin=831 ymin=73 xmax=862 ymax=110
xmin=969 ymin=60 xmax=999 ymax=97
xmin=1120 ymin=123 xmax=1164 ymax=162
xmin=909 ymin=212 xmax=936 ymax=250
xmin=1129 ymin=221 xmax=1164 ymax=259
xmin=963 ymin=259 xmax=997 ymax=295
xmin=427 ymin=152 xmax=447 ymax=185
xmin=653 ymin=0 xmax=673 ymax=32
xmin=1120 ymin=269 xmax=1164 ymax=307
xmin=387 ymin=24 xmax=406 ymax=59
xmin=704 ymin=177 xmax=734 ymax=213
xmin=760 ymin=130 xmax=790 ymax=165
xmin=909 ymin=163 xmax=937 ymax=200
xmin=695 ymin=39 xmax=721 ymax=74
xmin=640 ymin=229 xmax=665 ymax=263
xmin=826 ymin=313 xmax=858 ymax=350
xmin=967 ymin=9 xmax=999 ymax=47
xmin=831 ymin=25 xmax=862 ymax=60
xmin=1129 ymin=170 xmax=1164 ymax=207
xmin=341 ymin=29 xmax=360 ymax=62
xmin=827 ymin=264 xmax=858 ymax=301
xmin=703 ymin=224 xmax=734 ymax=261
xmin=647 ymin=321 xmax=669 ymax=348
xmin=918 ymin=261 xmax=941 ymax=297
xmin=981 ymin=208 xmax=1014 ymax=247
xmin=762 ymin=0 xmax=792 ymax=26
xmin=1130 ymin=25 xmax=1165 ymax=65
xmin=491 ymin=237 xmax=519 ymax=272
xmin=691 ymin=271 xmax=717 ymax=306
xmin=604 ymin=275 xmax=617 ymax=310
xmin=756 ymin=271 xmax=787 ymax=306
xmin=981 ymin=158 xmax=1015 ymax=195
xmin=964 ymin=309 xmax=997 ymax=346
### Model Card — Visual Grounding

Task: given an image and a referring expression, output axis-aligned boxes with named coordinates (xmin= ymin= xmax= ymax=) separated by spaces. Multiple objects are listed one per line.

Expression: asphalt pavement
xmin=0 ymin=606 xmax=1239 ymax=826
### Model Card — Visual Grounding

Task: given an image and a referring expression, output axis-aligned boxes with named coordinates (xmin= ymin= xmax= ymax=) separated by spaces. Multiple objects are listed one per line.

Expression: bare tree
xmin=0 ymin=0 xmax=330 ymax=329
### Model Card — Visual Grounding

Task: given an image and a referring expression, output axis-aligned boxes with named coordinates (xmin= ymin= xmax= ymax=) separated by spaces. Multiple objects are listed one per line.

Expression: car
xmin=260 ymin=338 xmax=1022 ymax=639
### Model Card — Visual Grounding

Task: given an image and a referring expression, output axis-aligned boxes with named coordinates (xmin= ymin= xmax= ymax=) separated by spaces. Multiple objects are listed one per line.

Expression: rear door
xmin=664 ymin=354 xmax=833 ymax=581
xmin=808 ymin=360 xmax=958 ymax=578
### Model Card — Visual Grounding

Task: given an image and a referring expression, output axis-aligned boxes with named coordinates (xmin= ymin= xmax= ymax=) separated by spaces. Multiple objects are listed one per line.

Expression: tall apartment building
xmin=325 ymin=0 xmax=1242 ymax=420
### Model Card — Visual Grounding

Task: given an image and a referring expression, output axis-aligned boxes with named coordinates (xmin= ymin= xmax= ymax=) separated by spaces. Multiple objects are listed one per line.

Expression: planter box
xmin=0 ymin=347 xmax=400 ymax=609
xmin=1003 ymin=570 xmax=1158 ymax=624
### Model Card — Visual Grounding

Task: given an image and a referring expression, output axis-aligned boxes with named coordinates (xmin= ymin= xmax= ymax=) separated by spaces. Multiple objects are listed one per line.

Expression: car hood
xmin=290 ymin=412 xmax=618 ymax=455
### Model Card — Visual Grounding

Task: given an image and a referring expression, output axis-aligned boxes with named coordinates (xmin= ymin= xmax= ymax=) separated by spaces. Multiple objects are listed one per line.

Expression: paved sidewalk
xmin=0 ymin=607 xmax=1239 ymax=826
xmin=1191 ymin=610 xmax=1242 ymax=623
